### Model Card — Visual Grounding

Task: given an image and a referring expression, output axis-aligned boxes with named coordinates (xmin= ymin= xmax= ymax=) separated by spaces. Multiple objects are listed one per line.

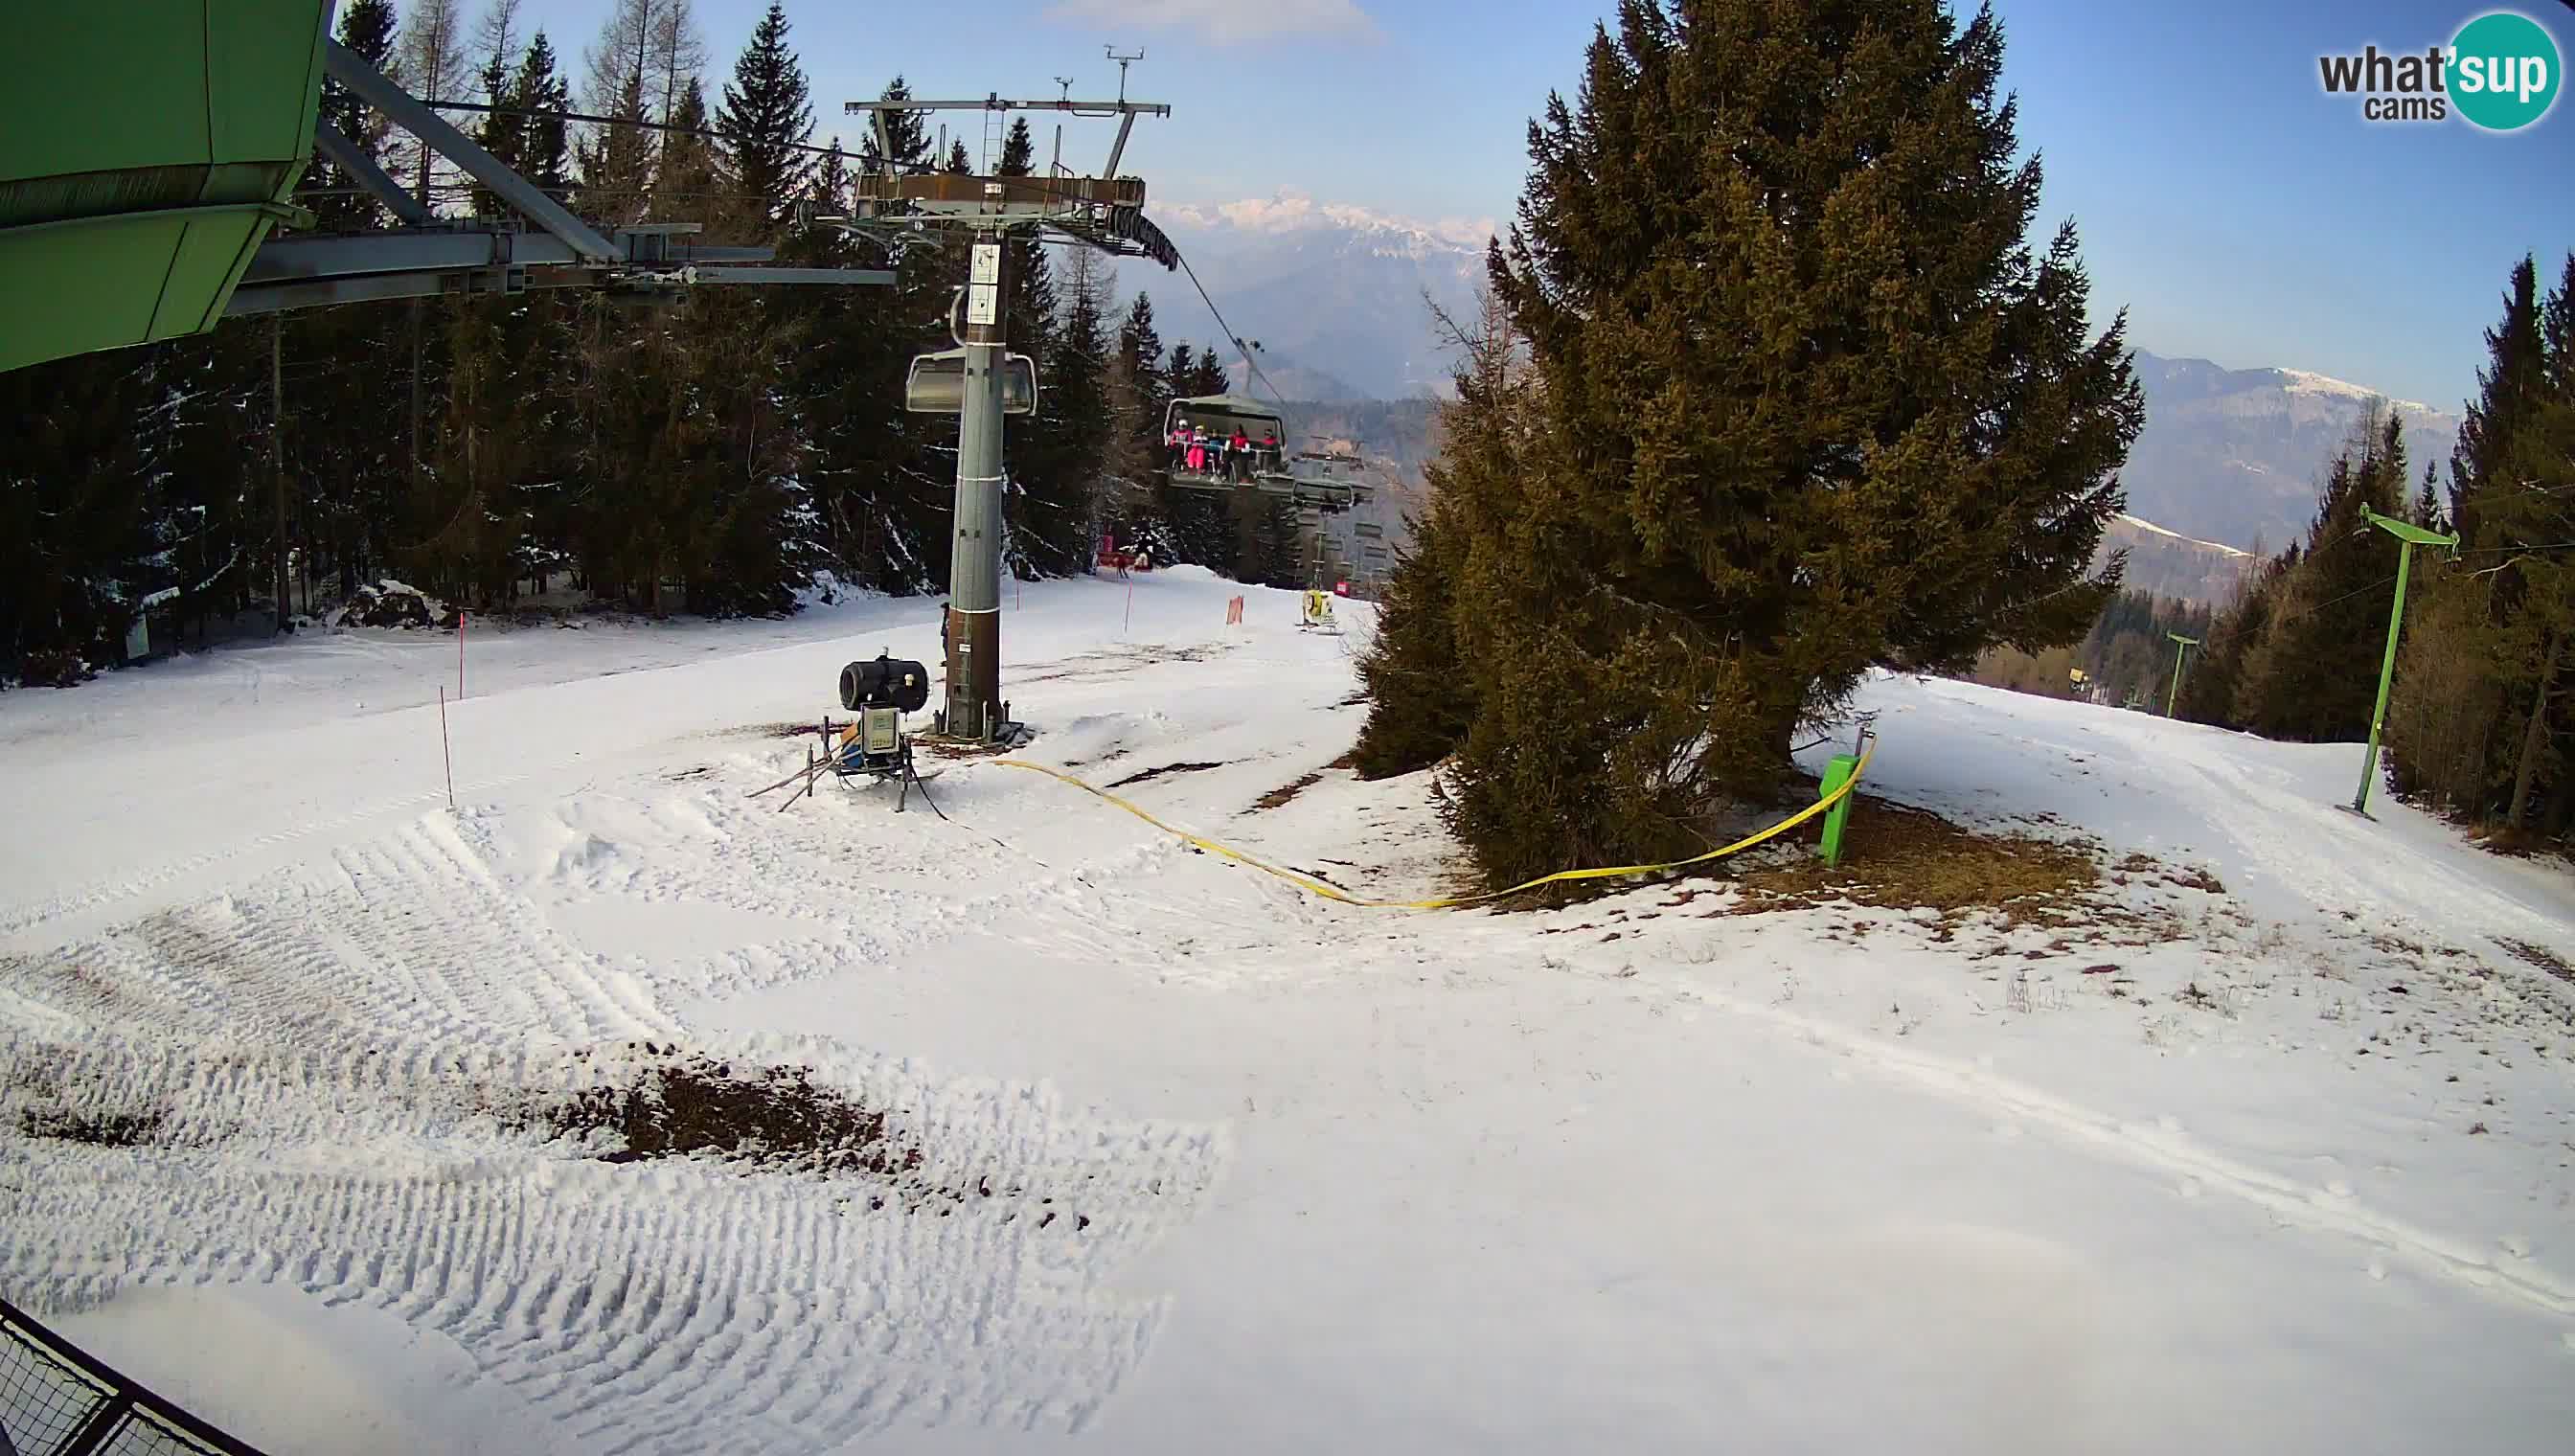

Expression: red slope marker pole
xmin=458 ymin=608 xmax=467 ymax=698
xmin=438 ymin=686 xmax=456 ymax=810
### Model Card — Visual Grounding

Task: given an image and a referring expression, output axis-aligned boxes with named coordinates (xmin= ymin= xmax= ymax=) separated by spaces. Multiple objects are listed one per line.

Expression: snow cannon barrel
xmin=840 ymin=656 xmax=931 ymax=714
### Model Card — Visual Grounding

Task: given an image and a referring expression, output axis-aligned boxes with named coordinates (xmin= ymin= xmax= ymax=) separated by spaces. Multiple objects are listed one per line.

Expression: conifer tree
xmin=514 ymin=32 xmax=574 ymax=202
xmin=856 ymin=78 xmax=930 ymax=179
xmin=467 ymin=0 xmax=526 ymax=216
xmin=716 ymin=1 xmax=814 ymax=235
xmin=808 ymin=137 xmax=852 ymax=216
xmin=2468 ymin=254 xmax=2575 ymax=826
xmin=2452 ymin=257 xmax=2546 ymax=539
xmin=2231 ymin=411 xmax=2407 ymax=740
xmin=2176 ymin=551 xmax=2286 ymax=729
xmin=577 ymin=69 xmax=653 ymax=225
xmin=650 ymin=78 xmax=719 ymax=221
xmin=1380 ymin=0 xmax=2142 ymax=882
xmin=1357 ymin=283 xmax=1519 ymax=775
xmin=309 ymin=0 xmax=401 ymax=232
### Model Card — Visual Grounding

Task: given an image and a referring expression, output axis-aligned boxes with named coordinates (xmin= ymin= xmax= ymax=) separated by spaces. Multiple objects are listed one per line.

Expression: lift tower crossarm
xmin=322 ymin=38 xmax=619 ymax=263
xmin=843 ymin=98 xmax=1170 ymax=116
xmin=841 ymin=98 xmax=1169 ymax=183
xmin=313 ymin=121 xmax=435 ymax=227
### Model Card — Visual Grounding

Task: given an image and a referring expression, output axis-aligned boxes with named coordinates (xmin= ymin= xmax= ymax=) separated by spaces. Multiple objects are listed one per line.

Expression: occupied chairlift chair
xmin=1158 ymin=393 xmax=1372 ymax=512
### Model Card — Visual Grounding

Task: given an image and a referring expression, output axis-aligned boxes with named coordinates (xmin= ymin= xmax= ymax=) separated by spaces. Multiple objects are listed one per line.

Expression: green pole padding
xmin=1817 ymin=754 xmax=1859 ymax=867
xmin=2354 ymin=540 xmax=2416 ymax=816
xmin=2352 ymin=508 xmax=2458 ymax=816
xmin=2165 ymin=632 xmax=2198 ymax=717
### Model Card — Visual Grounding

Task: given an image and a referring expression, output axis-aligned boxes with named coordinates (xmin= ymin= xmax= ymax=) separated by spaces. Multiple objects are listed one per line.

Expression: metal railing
xmin=0 ymin=1298 xmax=270 ymax=1456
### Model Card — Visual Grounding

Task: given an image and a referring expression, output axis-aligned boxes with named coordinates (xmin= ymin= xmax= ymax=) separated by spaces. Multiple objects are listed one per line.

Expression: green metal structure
xmin=2165 ymin=632 xmax=2199 ymax=717
xmin=2 ymin=3 xmax=892 ymax=379
xmin=3 ymin=3 xmax=330 ymax=375
xmin=2350 ymin=508 xmax=2460 ymax=816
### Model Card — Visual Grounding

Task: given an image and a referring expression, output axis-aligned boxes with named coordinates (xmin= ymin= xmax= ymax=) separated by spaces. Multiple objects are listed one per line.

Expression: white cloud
xmin=1041 ymin=0 xmax=1379 ymax=45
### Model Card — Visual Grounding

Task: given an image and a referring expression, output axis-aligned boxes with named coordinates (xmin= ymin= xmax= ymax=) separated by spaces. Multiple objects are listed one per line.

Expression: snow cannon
xmin=840 ymin=655 xmax=932 ymax=714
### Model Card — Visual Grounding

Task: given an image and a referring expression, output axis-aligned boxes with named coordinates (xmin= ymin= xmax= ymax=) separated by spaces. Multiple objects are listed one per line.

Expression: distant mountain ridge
xmin=2116 ymin=351 xmax=2462 ymax=553
xmin=1117 ymin=197 xmax=2462 ymax=557
xmin=1120 ymin=193 xmax=1489 ymax=400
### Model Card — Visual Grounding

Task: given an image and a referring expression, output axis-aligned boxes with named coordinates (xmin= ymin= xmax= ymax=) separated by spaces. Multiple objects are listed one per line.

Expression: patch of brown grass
xmin=1719 ymin=795 xmax=2101 ymax=920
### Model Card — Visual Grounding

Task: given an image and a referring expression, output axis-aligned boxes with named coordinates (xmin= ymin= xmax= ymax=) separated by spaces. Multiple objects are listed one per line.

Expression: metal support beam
xmin=245 ymin=229 xmax=581 ymax=283
xmin=695 ymin=266 xmax=897 ymax=286
xmin=1104 ymin=113 xmax=1137 ymax=179
xmin=323 ymin=38 xmax=619 ymax=262
xmin=314 ymin=121 xmax=435 ymax=227
xmin=229 ymin=269 xmax=500 ymax=315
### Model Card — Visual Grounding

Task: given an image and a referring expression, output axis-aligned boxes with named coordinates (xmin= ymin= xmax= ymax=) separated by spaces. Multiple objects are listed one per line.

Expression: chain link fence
xmin=0 ymin=1298 xmax=269 ymax=1456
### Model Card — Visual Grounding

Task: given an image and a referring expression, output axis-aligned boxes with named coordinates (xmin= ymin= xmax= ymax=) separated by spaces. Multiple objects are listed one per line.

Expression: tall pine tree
xmin=2230 ymin=409 xmax=2408 ymax=741
xmin=1378 ymin=0 xmax=2143 ymax=886
xmin=715 ymin=1 xmax=814 ymax=236
xmin=308 ymin=0 xmax=400 ymax=232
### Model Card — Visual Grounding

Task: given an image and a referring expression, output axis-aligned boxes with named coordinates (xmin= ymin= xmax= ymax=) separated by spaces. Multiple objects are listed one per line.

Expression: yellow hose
xmin=989 ymin=746 xmax=1875 ymax=910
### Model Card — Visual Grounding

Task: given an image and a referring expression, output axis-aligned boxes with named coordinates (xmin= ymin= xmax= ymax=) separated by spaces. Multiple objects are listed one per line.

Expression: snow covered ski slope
xmin=3 ymin=566 xmax=2571 ymax=1454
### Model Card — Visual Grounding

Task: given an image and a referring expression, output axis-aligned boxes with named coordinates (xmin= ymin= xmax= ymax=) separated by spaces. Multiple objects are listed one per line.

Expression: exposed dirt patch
xmin=1109 ymin=760 xmax=1226 ymax=788
xmin=521 ymin=1050 xmax=922 ymax=1179
xmin=1254 ymin=771 xmax=1325 ymax=810
xmin=18 ymin=1105 xmax=167 ymax=1148
xmin=2495 ymin=937 xmax=2575 ymax=988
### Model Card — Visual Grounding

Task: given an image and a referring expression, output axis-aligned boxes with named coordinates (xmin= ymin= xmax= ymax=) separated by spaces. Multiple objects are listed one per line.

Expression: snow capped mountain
xmin=1107 ymin=203 xmax=2461 ymax=552
xmin=2122 ymin=352 xmax=2463 ymax=554
xmin=2274 ymin=368 xmax=2440 ymax=419
xmin=1121 ymin=191 xmax=1493 ymax=399
xmin=1149 ymin=194 xmax=1499 ymax=258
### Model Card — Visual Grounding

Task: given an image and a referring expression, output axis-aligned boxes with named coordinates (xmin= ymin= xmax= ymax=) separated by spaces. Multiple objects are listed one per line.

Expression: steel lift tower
xmin=841 ymin=80 xmax=1176 ymax=745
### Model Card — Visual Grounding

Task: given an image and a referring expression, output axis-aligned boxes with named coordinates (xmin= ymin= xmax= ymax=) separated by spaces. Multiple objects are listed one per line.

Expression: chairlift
xmin=1157 ymin=393 xmax=1369 ymax=512
xmin=904 ymin=349 xmax=1037 ymax=415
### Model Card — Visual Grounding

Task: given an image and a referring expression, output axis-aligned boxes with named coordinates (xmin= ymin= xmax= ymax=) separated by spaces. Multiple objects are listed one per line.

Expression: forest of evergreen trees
xmin=0 ymin=0 xmax=1313 ymax=686
xmin=2176 ymin=254 xmax=2575 ymax=839
xmin=1971 ymin=590 xmax=2217 ymax=712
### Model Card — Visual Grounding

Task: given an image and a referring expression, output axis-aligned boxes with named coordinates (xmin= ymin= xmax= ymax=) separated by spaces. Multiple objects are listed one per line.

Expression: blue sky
xmin=497 ymin=0 xmax=2571 ymax=410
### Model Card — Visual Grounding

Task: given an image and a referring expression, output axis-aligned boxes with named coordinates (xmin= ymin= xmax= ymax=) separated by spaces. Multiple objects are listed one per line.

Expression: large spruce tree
xmin=1371 ymin=0 xmax=2143 ymax=884
xmin=715 ymin=1 xmax=814 ymax=234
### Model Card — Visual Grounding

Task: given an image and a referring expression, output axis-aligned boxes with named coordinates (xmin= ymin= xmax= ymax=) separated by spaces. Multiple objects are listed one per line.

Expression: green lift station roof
xmin=2 ymin=2 xmax=332 ymax=374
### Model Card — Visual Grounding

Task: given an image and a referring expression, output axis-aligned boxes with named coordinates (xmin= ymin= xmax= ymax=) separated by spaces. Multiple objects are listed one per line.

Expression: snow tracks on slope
xmin=0 ymin=804 xmax=1224 ymax=1452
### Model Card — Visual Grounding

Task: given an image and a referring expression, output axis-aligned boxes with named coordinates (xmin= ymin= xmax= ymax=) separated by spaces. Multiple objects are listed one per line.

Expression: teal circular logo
xmin=2450 ymin=11 xmax=2561 ymax=131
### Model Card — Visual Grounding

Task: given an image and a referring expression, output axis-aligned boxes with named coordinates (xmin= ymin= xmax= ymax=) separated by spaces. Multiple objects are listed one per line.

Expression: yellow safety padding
xmin=989 ymin=747 xmax=1874 ymax=910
